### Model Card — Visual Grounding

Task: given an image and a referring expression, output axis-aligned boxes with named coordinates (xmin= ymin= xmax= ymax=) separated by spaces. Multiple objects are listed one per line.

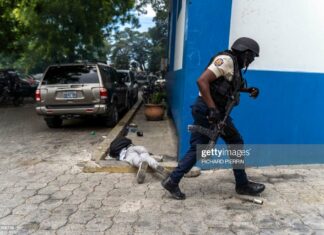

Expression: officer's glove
xmin=249 ymin=87 xmax=259 ymax=98
xmin=207 ymin=107 xmax=222 ymax=123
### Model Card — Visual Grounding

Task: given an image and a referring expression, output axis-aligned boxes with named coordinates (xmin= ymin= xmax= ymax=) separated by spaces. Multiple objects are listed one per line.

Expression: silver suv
xmin=117 ymin=70 xmax=138 ymax=106
xmin=35 ymin=63 xmax=129 ymax=128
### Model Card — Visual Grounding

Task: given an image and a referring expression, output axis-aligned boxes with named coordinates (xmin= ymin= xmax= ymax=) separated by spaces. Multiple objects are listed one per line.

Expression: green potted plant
xmin=143 ymin=86 xmax=167 ymax=121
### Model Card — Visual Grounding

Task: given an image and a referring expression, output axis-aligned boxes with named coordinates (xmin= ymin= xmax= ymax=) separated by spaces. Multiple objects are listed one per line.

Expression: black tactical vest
xmin=207 ymin=50 xmax=243 ymax=113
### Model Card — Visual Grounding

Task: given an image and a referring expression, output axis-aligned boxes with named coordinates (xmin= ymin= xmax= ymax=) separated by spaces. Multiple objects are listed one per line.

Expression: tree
xmin=0 ymin=0 xmax=23 ymax=68
xmin=0 ymin=1 xmax=19 ymax=53
xmin=108 ymin=0 xmax=169 ymax=73
xmin=0 ymin=0 xmax=169 ymax=73
xmin=109 ymin=30 xmax=132 ymax=69
xmin=147 ymin=0 xmax=168 ymax=73
xmin=109 ymin=28 xmax=151 ymax=70
xmin=0 ymin=0 xmax=138 ymax=73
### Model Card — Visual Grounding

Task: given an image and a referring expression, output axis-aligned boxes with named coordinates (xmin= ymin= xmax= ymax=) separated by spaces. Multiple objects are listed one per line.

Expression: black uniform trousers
xmin=170 ymin=96 xmax=248 ymax=186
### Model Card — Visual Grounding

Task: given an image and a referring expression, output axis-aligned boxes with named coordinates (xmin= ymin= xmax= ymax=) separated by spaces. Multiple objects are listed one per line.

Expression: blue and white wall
xmin=167 ymin=0 xmax=324 ymax=166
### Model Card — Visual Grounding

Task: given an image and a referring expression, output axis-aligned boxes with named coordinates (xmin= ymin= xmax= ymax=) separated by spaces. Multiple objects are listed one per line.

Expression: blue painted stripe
xmin=167 ymin=0 xmax=324 ymax=166
xmin=233 ymin=70 xmax=324 ymax=144
xmin=179 ymin=70 xmax=324 ymax=167
xmin=178 ymin=0 xmax=233 ymax=159
xmin=184 ymin=0 xmax=233 ymax=70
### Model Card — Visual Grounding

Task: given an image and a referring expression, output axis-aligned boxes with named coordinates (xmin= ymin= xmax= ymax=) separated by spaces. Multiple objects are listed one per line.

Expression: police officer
xmin=161 ymin=37 xmax=265 ymax=200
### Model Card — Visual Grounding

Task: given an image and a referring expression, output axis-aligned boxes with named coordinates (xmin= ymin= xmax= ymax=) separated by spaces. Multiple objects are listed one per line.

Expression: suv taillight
xmin=100 ymin=88 xmax=108 ymax=100
xmin=35 ymin=89 xmax=41 ymax=101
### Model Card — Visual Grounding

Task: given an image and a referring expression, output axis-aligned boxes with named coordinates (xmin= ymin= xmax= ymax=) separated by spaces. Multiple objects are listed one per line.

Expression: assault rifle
xmin=188 ymin=76 xmax=250 ymax=149
xmin=188 ymin=94 xmax=237 ymax=150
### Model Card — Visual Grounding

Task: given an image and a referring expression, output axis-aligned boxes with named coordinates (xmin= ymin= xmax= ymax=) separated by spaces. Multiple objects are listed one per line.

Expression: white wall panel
xmin=230 ymin=0 xmax=324 ymax=73
xmin=174 ymin=0 xmax=186 ymax=71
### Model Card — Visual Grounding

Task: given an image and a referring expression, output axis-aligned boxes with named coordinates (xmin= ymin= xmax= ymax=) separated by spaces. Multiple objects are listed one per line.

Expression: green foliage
xmin=0 ymin=0 xmax=169 ymax=75
xmin=147 ymin=0 xmax=168 ymax=73
xmin=0 ymin=1 xmax=22 ymax=56
xmin=109 ymin=28 xmax=151 ymax=70
xmin=0 ymin=0 xmax=137 ymax=73
xmin=109 ymin=0 xmax=168 ymax=73
xmin=148 ymin=90 xmax=167 ymax=105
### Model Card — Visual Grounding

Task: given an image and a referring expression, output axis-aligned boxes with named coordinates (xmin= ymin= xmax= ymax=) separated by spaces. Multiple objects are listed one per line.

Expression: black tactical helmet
xmin=231 ymin=37 xmax=260 ymax=57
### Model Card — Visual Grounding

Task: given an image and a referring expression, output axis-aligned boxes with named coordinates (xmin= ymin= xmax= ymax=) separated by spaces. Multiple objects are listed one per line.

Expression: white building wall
xmin=230 ymin=0 xmax=324 ymax=73
xmin=174 ymin=0 xmax=186 ymax=71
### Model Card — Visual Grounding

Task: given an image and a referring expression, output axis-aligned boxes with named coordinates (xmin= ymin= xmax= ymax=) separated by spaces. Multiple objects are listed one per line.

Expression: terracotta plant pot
xmin=144 ymin=104 xmax=165 ymax=121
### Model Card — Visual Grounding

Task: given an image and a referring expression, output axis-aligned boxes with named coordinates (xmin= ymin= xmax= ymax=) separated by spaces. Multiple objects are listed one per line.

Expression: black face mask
xmin=244 ymin=50 xmax=257 ymax=67
xmin=237 ymin=50 xmax=257 ymax=73
xmin=233 ymin=50 xmax=257 ymax=71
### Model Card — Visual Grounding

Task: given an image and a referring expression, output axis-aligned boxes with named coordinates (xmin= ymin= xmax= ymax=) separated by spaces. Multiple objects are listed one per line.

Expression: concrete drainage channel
xmin=91 ymin=99 xmax=143 ymax=163
xmin=82 ymin=98 xmax=143 ymax=173
xmin=82 ymin=97 xmax=201 ymax=177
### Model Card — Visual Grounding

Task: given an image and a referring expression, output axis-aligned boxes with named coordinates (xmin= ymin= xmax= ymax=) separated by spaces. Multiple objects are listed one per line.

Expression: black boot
xmin=161 ymin=177 xmax=186 ymax=200
xmin=236 ymin=181 xmax=265 ymax=196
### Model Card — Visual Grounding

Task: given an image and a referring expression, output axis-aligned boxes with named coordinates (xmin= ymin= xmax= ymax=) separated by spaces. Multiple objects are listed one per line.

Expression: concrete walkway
xmin=1 ymin=163 xmax=324 ymax=234
xmin=0 ymin=103 xmax=324 ymax=234
xmin=125 ymin=105 xmax=178 ymax=159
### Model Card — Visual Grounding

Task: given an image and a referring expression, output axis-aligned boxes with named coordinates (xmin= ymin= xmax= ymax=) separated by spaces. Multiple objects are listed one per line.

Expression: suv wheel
xmin=104 ymin=104 xmax=119 ymax=127
xmin=45 ymin=117 xmax=63 ymax=128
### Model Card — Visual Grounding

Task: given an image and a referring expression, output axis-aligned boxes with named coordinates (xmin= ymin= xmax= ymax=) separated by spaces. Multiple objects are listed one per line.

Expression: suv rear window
xmin=42 ymin=65 xmax=99 ymax=85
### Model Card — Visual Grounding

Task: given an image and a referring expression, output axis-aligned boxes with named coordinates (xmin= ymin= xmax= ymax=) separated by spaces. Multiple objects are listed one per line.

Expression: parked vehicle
xmin=0 ymin=69 xmax=29 ymax=106
xmin=154 ymin=78 xmax=166 ymax=86
xmin=135 ymin=73 xmax=149 ymax=87
xmin=35 ymin=63 xmax=129 ymax=128
xmin=117 ymin=70 xmax=138 ymax=105
xmin=19 ymin=78 xmax=36 ymax=98
xmin=25 ymin=73 xmax=42 ymax=87
xmin=147 ymin=75 xmax=159 ymax=84
xmin=22 ymin=73 xmax=43 ymax=99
